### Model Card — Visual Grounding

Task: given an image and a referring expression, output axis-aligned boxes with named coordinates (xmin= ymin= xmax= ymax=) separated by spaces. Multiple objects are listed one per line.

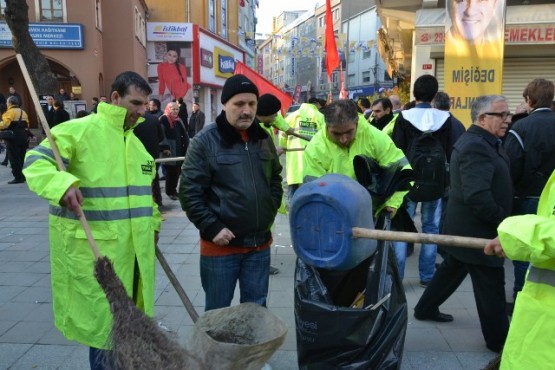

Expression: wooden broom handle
xmin=352 ymin=227 xmax=489 ymax=250
xmin=16 ymin=54 xmax=101 ymax=260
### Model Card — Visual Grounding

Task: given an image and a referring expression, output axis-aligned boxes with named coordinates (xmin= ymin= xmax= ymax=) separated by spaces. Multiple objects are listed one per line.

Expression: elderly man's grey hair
xmin=470 ymin=95 xmax=506 ymax=123
xmin=7 ymin=95 xmax=20 ymax=106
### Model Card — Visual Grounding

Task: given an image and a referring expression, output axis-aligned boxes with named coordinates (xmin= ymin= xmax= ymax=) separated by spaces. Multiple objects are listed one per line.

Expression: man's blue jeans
xmin=201 ymin=248 xmax=270 ymax=311
xmin=90 ymin=347 xmax=117 ymax=370
xmin=393 ymin=199 xmax=441 ymax=282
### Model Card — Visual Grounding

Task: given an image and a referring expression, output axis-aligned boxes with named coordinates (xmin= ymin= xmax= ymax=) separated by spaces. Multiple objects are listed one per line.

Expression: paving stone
xmin=9 ymin=343 xmax=76 ymax=369
xmin=0 ymin=343 xmax=32 ymax=369
xmin=0 ymin=164 xmax=518 ymax=370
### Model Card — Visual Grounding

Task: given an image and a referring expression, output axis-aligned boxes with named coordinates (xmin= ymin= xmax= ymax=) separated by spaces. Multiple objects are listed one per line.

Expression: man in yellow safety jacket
xmin=279 ymin=100 xmax=325 ymax=199
xmin=303 ymin=99 xmax=411 ymax=215
xmin=256 ymin=93 xmax=294 ymax=155
xmin=23 ymin=71 xmax=161 ymax=369
xmin=485 ymin=169 xmax=555 ymax=369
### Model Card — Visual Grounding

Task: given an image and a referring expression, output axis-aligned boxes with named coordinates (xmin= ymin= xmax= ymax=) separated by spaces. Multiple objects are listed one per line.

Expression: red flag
xmin=234 ymin=61 xmax=293 ymax=115
xmin=325 ymin=0 xmax=339 ymax=79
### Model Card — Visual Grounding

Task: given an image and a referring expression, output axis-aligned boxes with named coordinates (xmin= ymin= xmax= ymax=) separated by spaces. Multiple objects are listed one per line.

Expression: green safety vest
xmin=498 ymin=170 xmax=555 ymax=369
xmin=259 ymin=112 xmax=290 ymax=142
xmin=23 ymin=103 xmax=161 ymax=349
xmin=381 ymin=112 xmax=399 ymax=136
xmin=279 ymin=103 xmax=325 ymax=185
xmin=303 ymin=114 xmax=410 ymax=213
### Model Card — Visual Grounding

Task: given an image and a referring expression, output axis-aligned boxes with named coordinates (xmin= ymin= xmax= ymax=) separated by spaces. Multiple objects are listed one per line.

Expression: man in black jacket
xmin=503 ymin=78 xmax=555 ymax=309
xmin=51 ymin=99 xmax=70 ymax=128
xmin=179 ymin=74 xmax=283 ymax=311
xmin=188 ymin=102 xmax=205 ymax=138
xmin=414 ymin=95 xmax=512 ymax=353
xmin=391 ymin=75 xmax=453 ymax=285
xmin=134 ymin=112 xmax=165 ymax=207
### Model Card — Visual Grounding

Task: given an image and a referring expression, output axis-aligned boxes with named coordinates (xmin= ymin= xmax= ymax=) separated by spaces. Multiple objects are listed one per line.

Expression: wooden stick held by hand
xmin=16 ymin=54 xmax=101 ymax=260
xmin=352 ymin=227 xmax=489 ymax=250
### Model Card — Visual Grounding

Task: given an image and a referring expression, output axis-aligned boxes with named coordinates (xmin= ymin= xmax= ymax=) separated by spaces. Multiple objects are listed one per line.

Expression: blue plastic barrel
xmin=289 ymin=174 xmax=377 ymax=270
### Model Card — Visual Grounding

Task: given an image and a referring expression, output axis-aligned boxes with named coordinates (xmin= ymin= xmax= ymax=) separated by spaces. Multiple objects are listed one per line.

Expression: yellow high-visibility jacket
xmin=499 ymin=170 xmax=555 ymax=369
xmin=279 ymin=103 xmax=325 ymax=186
xmin=303 ymin=114 xmax=410 ymax=213
xmin=23 ymin=103 xmax=161 ymax=349
xmin=259 ymin=112 xmax=290 ymax=141
xmin=381 ymin=112 xmax=399 ymax=136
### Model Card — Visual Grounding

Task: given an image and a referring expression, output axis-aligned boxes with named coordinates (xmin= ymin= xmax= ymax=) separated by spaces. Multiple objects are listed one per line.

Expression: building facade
xmin=145 ymin=0 xmax=254 ymax=122
xmin=256 ymin=0 xmax=389 ymax=102
xmin=0 ymin=0 xmax=148 ymax=126
xmin=0 ymin=0 xmax=257 ymax=126
xmin=377 ymin=0 xmax=555 ymax=115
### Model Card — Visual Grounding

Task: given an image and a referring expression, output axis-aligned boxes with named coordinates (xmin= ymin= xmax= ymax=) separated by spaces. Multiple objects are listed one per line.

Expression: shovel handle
xmin=352 ymin=227 xmax=489 ymax=250
xmin=155 ymin=156 xmax=185 ymax=163
xmin=155 ymin=246 xmax=199 ymax=323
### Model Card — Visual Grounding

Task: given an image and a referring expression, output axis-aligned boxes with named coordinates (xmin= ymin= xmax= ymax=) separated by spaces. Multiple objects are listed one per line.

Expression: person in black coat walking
xmin=414 ymin=95 xmax=513 ymax=353
xmin=134 ymin=111 xmax=165 ymax=207
xmin=51 ymin=99 xmax=70 ymax=128
xmin=503 ymin=78 xmax=555 ymax=307
xmin=188 ymin=102 xmax=205 ymax=138
xmin=177 ymin=97 xmax=189 ymax=131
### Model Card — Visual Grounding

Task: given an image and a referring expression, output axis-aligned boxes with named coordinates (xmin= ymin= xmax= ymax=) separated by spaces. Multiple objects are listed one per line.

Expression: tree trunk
xmin=4 ymin=0 xmax=58 ymax=96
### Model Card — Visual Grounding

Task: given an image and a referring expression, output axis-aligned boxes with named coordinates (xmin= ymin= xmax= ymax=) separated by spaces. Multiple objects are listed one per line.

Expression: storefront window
xmin=220 ymin=0 xmax=227 ymax=39
xmin=0 ymin=0 xmax=6 ymax=20
xmin=208 ymin=0 xmax=215 ymax=33
xmin=39 ymin=0 xmax=65 ymax=22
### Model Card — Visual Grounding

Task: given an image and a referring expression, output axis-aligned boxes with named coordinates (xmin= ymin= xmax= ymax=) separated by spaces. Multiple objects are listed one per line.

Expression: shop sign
xmin=214 ymin=46 xmax=235 ymax=78
xmin=416 ymin=23 xmax=555 ymax=45
xmin=146 ymin=22 xmax=193 ymax=42
xmin=0 ymin=22 xmax=84 ymax=49
xmin=201 ymin=48 xmax=214 ymax=68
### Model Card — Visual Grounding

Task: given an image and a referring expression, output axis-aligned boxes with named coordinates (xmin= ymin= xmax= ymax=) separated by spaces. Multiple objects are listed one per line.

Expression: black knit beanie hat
xmin=256 ymin=94 xmax=281 ymax=116
xmin=221 ymin=74 xmax=259 ymax=104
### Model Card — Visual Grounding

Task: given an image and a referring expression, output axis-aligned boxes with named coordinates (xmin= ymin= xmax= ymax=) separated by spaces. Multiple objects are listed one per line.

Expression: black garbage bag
xmin=294 ymin=236 xmax=407 ymax=369
xmin=353 ymin=155 xmax=413 ymax=211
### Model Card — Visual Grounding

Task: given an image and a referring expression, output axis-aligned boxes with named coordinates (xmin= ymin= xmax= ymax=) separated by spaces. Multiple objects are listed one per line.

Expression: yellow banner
xmin=444 ymin=0 xmax=506 ymax=127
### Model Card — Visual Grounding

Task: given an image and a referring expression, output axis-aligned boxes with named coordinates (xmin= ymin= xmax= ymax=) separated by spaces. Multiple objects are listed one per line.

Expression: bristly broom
xmin=16 ymin=54 xmax=204 ymax=369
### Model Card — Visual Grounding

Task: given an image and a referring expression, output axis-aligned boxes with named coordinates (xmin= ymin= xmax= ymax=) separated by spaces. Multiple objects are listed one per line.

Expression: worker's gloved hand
xmin=60 ymin=185 xmax=83 ymax=216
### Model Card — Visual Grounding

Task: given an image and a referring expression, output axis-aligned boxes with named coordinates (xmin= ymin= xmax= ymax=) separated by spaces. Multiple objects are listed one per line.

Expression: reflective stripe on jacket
xmin=498 ymin=170 xmax=555 ymax=369
xmin=23 ymin=103 xmax=161 ymax=349
xmin=303 ymin=114 xmax=411 ymax=212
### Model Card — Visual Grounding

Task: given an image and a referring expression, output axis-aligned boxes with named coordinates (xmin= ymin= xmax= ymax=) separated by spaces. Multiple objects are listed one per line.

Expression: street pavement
xmin=0 ymin=161 xmax=508 ymax=369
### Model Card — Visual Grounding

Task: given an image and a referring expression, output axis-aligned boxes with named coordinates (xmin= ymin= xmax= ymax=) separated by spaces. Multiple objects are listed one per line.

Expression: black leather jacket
xmin=179 ymin=111 xmax=283 ymax=247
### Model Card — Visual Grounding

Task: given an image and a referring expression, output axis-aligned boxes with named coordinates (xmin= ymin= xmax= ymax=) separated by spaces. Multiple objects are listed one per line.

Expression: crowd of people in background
xmin=1 ymin=69 xmax=555 ymax=369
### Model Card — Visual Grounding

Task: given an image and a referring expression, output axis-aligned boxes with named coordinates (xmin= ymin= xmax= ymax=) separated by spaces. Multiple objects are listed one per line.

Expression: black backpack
xmin=406 ymin=131 xmax=447 ymax=202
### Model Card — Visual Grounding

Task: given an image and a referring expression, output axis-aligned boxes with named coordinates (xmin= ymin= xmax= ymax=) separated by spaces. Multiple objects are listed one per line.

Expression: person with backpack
xmin=415 ymin=95 xmax=512 ymax=353
xmin=0 ymin=96 xmax=29 ymax=184
xmin=391 ymin=75 xmax=454 ymax=285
